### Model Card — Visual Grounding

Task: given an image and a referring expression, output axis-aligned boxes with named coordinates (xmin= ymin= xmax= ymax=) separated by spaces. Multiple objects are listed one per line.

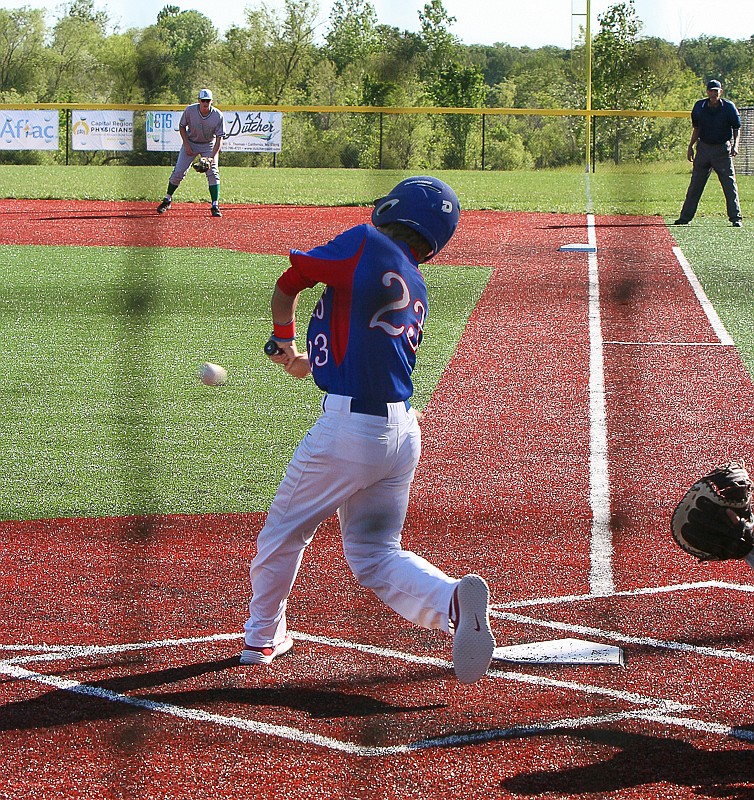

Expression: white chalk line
xmin=495 ymin=580 xmax=754 ymax=610
xmin=673 ymin=246 xmax=735 ymax=345
xmin=492 ymin=582 xmax=754 ymax=663
xmin=587 ymin=213 xmax=614 ymax=597
xmin=3 ymin=624 xmax=752 ymax=753
xmin=585 ymin=231 xmax=740 ymax=597
xmin=604 ymin=340 xmax=733 ymax=347
xmin=492 ymin=611 xmax=754 ymax=664
xmin=0 ymin=657 xmax=666 ymax=756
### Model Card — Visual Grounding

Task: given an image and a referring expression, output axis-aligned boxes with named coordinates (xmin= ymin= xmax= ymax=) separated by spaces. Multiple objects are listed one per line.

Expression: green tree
xmin=97 ymin=31 xmax=141 ymax=103
xmin=416 ymin=0 xmax=486 ymax=167
xmin=0 ymin=7 xmax=46 ymax=99
xmin=679 ymin=35 xmax=754 ymax=104
xmin=417 ymin=0 xmax=458 ymax=75
xmin=426 ymin=62 xmax=486 ymax=167
xmin=221 ymin=0 xmax=318 ymax=104
xmin=325 ymin=0 xmax=378 ymax=76
xmin=591 ymin=0 xmax=648 ymax=163
xmin=136 ymin=5 xmax=217 ymax=102
xmin=46 ymin=0 xmax=109 ymax=101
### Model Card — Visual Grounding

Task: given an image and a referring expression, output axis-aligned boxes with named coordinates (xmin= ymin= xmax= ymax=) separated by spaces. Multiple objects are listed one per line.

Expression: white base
xmin=492 ymin=637 xmax=625 ymax=666
xmin=559 ymin=243 xmax=597 ymax=253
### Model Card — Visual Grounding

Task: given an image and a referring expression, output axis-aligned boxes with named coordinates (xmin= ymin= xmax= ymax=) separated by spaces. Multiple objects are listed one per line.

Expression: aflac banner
xmin=72 ymin=110 xmax=133 ymax=151
xmin=222 ymin=111 xmax=282 ymax=153
xmin=0 ymin=110 xmax=58 ymax=150
xmin=146 ymin=109 xmax=282 ymax=152
xmin=145 ymin=110 xmax=183 ymax=152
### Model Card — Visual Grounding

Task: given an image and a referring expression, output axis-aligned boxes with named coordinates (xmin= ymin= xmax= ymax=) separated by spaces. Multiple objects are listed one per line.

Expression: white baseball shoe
xmin=451 ymin=574 xmax=495 ymax=684
xmin=239 ymin=635 xmax=294 ymax=665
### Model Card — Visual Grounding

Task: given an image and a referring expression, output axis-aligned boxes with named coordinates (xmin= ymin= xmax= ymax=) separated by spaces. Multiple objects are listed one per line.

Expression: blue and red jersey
xmin=276 ymin=224 xmax=427 ymax=402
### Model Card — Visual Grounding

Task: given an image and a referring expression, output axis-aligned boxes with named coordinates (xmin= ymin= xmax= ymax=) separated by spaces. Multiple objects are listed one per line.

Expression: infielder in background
xmin=157 ymin=88 xmax=225 ymax=218
xmin=675 ymin=79 xmax=743 ymax=228
xmin=241 ymin=176 xmax=497 ymax=684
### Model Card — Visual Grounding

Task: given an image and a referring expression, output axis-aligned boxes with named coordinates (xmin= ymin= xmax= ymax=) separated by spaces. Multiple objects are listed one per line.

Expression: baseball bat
xmin=264 ymin=339 xmax=282 ymax=356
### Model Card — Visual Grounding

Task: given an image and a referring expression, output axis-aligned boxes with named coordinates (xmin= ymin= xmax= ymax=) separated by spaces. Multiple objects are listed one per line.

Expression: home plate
xmin=492 ymin=638 xmax=625 ymax=666
xmin=559 ymin=243 xmax=597 ymax=253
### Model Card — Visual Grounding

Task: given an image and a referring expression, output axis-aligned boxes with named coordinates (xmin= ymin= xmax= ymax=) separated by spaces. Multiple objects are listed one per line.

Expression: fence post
xmin=379 ymin=112 xmax=383 ymax=169
xmin=481 ymin=113 xmax=486 ymax=170
xmin=65 ymin=109 xmax=70 ymax=166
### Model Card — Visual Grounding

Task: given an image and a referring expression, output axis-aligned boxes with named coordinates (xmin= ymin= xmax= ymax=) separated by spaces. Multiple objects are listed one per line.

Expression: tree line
xmin=1 ymin=0 xmax=753 ymax=169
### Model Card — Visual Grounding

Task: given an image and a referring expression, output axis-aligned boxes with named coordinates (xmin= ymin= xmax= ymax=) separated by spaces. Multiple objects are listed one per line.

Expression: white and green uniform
xmin=169 ymin=103 xmax=226 ymax=187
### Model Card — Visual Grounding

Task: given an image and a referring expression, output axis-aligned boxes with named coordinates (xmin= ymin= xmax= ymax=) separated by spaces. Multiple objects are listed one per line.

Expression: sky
xmin=29 ymin=1 xmax=754 ymax=47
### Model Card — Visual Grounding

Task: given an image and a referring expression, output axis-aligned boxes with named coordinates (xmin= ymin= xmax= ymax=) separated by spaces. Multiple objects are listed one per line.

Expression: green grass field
xmin=0 ymin=244 xmax=488 ymax=521
xmin=1 ymin=161 xmax=752 ymax=216
xmin=1 ymin=164 xmax=752 ymax=522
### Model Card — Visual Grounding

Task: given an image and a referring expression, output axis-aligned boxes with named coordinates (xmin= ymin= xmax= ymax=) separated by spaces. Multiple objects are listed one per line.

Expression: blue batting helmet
xmin=371 ymin=176 xmax=460 ymax=258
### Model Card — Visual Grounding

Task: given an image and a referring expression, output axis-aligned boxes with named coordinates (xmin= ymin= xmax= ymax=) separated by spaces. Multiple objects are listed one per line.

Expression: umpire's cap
xmin=372 ymin=176 xmax=460 ymax=258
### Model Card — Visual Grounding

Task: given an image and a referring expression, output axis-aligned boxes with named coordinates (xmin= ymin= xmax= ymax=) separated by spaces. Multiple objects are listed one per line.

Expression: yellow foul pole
xmin=585 ymin=0 xmax=592 ymax=172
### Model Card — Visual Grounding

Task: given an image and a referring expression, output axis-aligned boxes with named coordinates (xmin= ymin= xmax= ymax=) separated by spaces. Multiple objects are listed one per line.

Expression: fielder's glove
xmin=192 ymin=156 xmax=212 ymax=173
xmin=671 ymin=460 xmax=754 ymax=562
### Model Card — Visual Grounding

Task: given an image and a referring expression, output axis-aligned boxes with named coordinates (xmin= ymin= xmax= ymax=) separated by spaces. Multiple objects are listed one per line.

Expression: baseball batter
xmin=241 ymin=176 xmax=496 ymax=684
xmin=157 ymin=88 xmax=225 ymax=218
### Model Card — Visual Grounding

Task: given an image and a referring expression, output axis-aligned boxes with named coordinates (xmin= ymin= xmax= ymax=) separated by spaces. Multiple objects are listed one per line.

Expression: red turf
xmin=0 ymin=203 xmax=752 ymax=800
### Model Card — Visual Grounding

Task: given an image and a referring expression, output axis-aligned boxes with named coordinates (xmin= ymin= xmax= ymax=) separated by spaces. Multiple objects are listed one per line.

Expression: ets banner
xmin=145 ymin=110 xmax=183 ymax=151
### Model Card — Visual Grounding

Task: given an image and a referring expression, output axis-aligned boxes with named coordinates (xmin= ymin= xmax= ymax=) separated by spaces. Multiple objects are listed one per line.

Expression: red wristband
xmin=273 ymin=319 xmax=295 ymax=340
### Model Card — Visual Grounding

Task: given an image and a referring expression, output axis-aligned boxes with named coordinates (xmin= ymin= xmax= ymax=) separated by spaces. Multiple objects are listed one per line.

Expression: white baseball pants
xmin=169 ymin=141 xmax=220 ymax=187
xmin=243 ymin=394 xmax=458 ymax=649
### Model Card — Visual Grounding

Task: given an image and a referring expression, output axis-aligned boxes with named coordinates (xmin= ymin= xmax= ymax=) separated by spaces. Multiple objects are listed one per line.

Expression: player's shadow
xmin=544 ymin=220 xmax=670 ymax=230
xmin=501 ymin=727 xmax=754 ymax=798
xmin=0 ymin=656 xmax=444 ymax=731
xmin=36 ymin=212 xmax=158 ymax=221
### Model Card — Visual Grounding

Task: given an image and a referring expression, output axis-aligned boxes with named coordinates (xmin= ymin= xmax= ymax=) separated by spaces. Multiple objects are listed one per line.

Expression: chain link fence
xmin=0 ymin=104 xmax=735 ymax=173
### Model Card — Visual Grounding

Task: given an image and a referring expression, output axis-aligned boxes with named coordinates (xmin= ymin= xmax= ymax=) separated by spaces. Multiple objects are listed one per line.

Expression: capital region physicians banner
xmin=146 ymin=110 xmax=282 ymax=153
xmin=0 ymin=110 xmax=58 ymax=150
xmin=72 ymin=110 xmax=133 ymax=150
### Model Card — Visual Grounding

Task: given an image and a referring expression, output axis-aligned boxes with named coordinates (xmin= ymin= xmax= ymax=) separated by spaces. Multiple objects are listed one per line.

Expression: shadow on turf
xmin=544 ymin=220 xmax=671 ymax=230
xmin=0 ymin=656 xmax=445 ymax=731
xmin=501 ymin=727 xmax=754 ymax=798
xmin=34 ymin=212 xmax=159 ymax=221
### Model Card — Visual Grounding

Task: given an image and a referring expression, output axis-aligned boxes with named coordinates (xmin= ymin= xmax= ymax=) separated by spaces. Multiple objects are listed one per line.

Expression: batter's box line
xmin=494 ymin=579 xmax=754 ymax=609
xmin=1 ymin=639 xmax=734 ymax=755
xmin=490 ymin=609 xmax=754 ymax=664
xmin=0 ymin=657 xmax=674 ymax=756
xmin=1 ymin=631 xmax=705 ymax=717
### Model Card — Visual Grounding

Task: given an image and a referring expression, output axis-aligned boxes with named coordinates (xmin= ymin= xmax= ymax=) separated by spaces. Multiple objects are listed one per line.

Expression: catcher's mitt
xmin=192 ymin=156 xmax=212 ymax=173
xmin=671 ymin=460 xmax=754 ymax=561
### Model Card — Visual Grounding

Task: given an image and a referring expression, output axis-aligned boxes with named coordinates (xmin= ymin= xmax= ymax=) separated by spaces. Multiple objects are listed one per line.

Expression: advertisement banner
xmin=146 ymin=109 xmax=282 ymax=153
xmin=72 ymin=110 xmax=133 ymax=151
xmin=145 ymin=110 xmax=183 ymax=151
xmin=0 ymin=110 xmax=59 ymax=150
xmin=222 ymin=111 xmax=282 ymax=153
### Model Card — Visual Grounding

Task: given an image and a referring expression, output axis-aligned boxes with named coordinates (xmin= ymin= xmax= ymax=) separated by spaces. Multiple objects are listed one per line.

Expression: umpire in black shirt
xmin=675 ymin=80 xmax=743 ymax=227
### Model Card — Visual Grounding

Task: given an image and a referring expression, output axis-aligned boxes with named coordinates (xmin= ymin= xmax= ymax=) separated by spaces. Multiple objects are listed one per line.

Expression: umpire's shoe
xmin=211 ymin=204 xmax=222 ymax=218
xmin=450 ymin=574 xmax=496 ymax=684
xmin=157 ymin=198 xmax=171 ymax=214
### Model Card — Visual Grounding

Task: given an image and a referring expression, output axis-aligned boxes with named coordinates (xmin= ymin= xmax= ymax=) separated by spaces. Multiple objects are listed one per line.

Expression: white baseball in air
xmin=199 ymin=362 xmax=228 ymax=386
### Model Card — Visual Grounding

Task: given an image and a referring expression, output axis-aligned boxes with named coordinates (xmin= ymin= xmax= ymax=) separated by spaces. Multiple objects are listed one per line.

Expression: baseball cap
xmin=706 ymin=80 xmax=722 ymax=90
xmin=198 ymin=88 xmax=213 ymax=101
